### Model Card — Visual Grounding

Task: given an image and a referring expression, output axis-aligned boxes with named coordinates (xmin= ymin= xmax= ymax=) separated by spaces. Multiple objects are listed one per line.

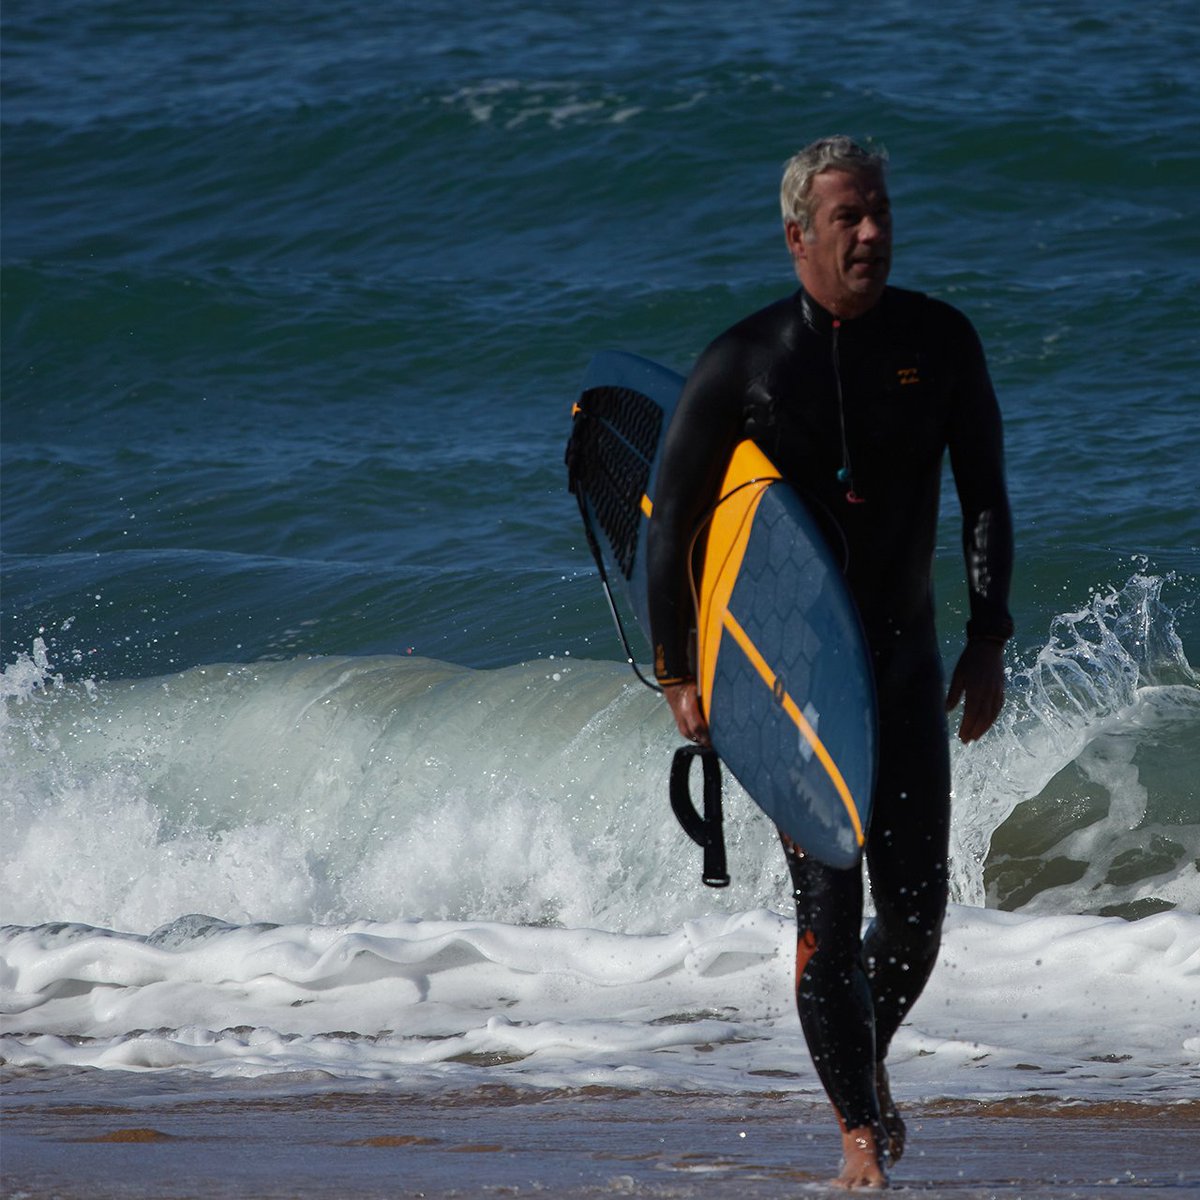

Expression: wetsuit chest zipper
xmin=832 ymin=320 xmax=865 ymax=504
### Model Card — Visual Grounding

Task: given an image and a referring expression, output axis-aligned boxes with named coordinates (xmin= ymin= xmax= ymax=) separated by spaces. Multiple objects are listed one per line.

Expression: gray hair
xmin=780 ymin=136 xmax=889 ymax=230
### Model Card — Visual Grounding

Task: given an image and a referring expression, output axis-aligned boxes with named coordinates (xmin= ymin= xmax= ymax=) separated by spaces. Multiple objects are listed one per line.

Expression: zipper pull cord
xmin=831 ymin=320 xmax=866 ymax=504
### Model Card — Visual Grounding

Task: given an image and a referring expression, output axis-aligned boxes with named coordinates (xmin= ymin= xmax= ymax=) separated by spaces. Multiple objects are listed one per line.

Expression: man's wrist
xmin=966 ymin=616 xmax=1012 ymax=646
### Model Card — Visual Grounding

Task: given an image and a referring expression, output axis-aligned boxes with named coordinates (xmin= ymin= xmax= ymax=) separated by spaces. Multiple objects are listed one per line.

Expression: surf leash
xmin=565 ymin=409 xmax=661 ymax=694
xmin=669 ymin=744 xmax=730 ymax=887
xmin=570 ymin=488 xmax=662 ymax=693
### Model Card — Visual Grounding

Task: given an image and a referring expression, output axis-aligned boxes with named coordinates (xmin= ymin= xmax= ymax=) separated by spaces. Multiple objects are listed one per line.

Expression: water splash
xmin=949 ymin=573 xmax=1199 ymax=911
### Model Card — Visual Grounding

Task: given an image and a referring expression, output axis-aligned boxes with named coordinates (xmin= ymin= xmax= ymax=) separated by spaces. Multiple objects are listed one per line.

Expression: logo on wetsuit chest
xmin=897 ymin=366 xmax=920 ymax=386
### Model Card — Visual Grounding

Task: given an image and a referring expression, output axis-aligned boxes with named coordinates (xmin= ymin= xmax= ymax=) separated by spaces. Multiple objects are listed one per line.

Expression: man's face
xmin=786 ymin=168 xmax=892 ymax=318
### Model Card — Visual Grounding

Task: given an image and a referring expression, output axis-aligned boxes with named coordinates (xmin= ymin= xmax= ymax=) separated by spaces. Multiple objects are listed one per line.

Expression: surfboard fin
xmin=669 ymin=745 xmax=730 ymax=888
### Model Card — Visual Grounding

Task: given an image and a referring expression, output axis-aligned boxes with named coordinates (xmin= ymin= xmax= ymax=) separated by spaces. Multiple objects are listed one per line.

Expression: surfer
xmin=645 ymin=136 xmax=1014 ymax=1189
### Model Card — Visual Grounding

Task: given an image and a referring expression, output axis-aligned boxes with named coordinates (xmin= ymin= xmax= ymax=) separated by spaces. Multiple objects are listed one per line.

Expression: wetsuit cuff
xmin=966 ymin=614 xmax=1013 ymax=643
xmin=966 ymin=627 xmax=1011 ymax=647
xmin=655 ymin=674 xmax=694 ymax=688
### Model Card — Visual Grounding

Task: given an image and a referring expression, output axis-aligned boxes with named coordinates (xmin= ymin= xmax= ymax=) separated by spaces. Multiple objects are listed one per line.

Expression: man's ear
xmin=784 ymin=221 xmax=807 ymax=265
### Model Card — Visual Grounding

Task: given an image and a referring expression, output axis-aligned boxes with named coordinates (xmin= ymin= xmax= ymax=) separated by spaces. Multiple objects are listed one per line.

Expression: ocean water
xmin=2 ymin=1 xmax=1199 ymax=1190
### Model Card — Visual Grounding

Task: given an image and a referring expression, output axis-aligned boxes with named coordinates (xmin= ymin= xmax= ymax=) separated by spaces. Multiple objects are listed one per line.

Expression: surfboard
xmin=569 ymin=349 xmax=877 ymax=869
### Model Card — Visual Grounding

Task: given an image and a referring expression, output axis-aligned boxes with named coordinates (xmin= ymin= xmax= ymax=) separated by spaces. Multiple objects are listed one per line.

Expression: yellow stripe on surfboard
xmin=695 ymin=439 xmax=865 ymax=849
xmin=721 ymin=610 xmax=865 ymax=847
xmin=696 ymin=440 xmax=778 ymax=711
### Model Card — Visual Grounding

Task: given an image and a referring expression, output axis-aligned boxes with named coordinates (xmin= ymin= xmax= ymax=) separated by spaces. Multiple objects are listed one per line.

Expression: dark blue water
xmin=3 ymin=0 xmax=1198 ymax=926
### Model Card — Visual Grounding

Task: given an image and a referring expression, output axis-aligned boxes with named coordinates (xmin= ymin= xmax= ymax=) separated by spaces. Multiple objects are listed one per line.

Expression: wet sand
xmin=3 ymin=1075 xmax=1198 ymax=1198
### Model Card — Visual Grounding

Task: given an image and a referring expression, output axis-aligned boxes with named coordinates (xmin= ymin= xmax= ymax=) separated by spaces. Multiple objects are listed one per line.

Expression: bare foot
xmin=875 ymin=1062 xmax=906 ymax=1164
xmin=832 ymin=1124 xmax=888 ymax=1189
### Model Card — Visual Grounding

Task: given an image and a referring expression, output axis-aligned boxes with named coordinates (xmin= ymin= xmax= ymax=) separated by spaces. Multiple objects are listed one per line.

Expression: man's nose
xmin=858 ymin=216 xmax=886 ymax=242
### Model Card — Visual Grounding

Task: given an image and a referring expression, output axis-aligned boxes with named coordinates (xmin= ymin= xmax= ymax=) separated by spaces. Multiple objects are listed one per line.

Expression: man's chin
xmin=847 ymin=263 xmax=889 ymax=286
xmin=848 ymin=277 xmax=887 ymax=301
xmin=833 ymin=279 xmax=887 ymax=317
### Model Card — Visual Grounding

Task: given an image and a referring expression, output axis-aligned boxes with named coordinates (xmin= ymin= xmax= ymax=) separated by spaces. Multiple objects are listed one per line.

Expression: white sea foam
xmin=441 ymin=80 xmax=644 ymax=131
xmin=2 ymin=907 xmax=1196 ymax=1104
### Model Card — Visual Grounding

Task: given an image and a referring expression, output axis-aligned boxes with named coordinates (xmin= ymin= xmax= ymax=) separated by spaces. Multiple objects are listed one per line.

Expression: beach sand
xmin=3 ymin=1074 xmax=1197 ymax=1198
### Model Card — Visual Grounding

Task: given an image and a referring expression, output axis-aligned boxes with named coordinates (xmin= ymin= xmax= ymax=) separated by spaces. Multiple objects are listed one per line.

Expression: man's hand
xmin=945 ymin=640 xmax=1007 ymax=742
xmin=662 ymin=680 xmax=711 ymax=746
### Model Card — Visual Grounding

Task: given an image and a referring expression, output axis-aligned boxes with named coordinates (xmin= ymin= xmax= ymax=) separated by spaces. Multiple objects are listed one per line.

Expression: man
xmin=645 ymin=136 xmax=1013 ymax=1189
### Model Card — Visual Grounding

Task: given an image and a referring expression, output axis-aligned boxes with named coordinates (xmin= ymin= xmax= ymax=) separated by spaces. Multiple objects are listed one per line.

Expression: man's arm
xmin=646 ymin=339 xmax=744 ymax=743
xmin=944 ymin=310 xmax=1014 ymax=742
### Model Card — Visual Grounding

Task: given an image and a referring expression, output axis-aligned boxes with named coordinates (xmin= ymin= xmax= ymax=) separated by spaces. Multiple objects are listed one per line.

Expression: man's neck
xmin=799 ymin=286 xmax=886 ymax=330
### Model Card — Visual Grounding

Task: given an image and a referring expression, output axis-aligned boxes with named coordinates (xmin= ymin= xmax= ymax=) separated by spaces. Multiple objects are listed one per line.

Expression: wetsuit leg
xmin=863 ymin=639 xmax=952 ymax=1059
xmin=783 ymin=632 xmax=949 ymax=1133
xmin=783 ymin=839 xmax=879 ymax=1132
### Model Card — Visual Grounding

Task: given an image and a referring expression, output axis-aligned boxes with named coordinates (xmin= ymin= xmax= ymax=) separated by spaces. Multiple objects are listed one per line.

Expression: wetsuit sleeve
xmin=945 ymin=311 xmax=1015 ymax=643
xmin=645 ymin=339 xmax=745 ymax=684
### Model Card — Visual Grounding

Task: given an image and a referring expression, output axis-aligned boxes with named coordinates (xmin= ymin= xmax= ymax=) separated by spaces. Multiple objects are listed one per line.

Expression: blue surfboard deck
xmin=572 ymin=349 xmax=877 ymax=868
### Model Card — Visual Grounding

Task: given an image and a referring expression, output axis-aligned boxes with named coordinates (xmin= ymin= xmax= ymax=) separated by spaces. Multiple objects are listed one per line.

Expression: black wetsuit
xmin=646 ymin=285 xmax=1013 ymax=1133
